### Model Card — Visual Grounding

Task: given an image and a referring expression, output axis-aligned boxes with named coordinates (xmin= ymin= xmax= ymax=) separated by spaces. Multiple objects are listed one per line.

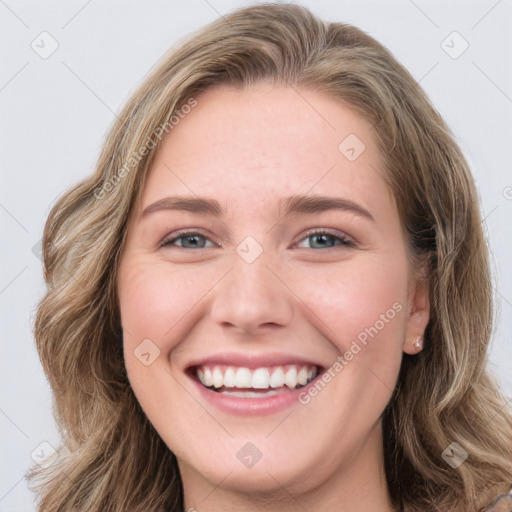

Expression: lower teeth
xmin=219 ymin=389 xmax=283 ymax=398
xmin=207 ymin=384 xmax=307 ymax=397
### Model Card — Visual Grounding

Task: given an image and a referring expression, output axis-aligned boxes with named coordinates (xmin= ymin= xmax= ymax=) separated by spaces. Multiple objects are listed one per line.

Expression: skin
xmin=117 ymin=83 xmax=430 ymax=512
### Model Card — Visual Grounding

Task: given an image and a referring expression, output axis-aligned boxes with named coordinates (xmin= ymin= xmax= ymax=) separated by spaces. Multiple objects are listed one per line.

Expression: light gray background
xmin=1 ymin=1 xmax=511 ymax=510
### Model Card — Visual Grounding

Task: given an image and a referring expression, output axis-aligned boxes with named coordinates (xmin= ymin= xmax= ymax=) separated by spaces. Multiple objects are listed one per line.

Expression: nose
xmin=210 ymin=252 xmax=294 ymax=336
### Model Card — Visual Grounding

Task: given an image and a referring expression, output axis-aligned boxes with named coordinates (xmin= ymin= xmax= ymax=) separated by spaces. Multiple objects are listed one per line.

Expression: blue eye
xmin=160 ymin=231 xmax=218 ymax=249
xmin=296 ymin=230 xmax=356 ymax=249
xmin=160 ymin=229 xmax=355 ymax=250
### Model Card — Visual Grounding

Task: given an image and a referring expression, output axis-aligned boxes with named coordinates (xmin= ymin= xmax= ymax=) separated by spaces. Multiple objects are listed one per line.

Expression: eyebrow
xmin=141 ymin=194 xmax=375 ymax=222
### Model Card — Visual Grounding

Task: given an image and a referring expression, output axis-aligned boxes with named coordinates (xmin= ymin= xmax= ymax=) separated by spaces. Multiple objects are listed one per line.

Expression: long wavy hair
xmin=27 ymin=3 xmax=512 ymax=511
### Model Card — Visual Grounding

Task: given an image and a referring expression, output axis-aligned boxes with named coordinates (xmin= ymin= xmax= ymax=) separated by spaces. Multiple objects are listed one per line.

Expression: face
xmin=117 ymin=84 xmax=429 ymax=501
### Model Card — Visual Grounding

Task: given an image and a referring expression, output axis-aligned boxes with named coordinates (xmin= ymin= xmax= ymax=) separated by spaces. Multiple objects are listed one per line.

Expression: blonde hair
xmin=28 ymin=3 xmax=512 ymax=511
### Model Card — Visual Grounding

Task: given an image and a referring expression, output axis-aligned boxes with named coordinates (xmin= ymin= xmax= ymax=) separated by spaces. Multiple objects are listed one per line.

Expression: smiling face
xmin=117 ymin=83 xmax=429 ymax=507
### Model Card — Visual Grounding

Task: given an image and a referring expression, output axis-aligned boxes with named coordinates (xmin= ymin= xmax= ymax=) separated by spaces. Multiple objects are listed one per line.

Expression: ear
xmin=403 ymin=269 xmax=430 ymax=355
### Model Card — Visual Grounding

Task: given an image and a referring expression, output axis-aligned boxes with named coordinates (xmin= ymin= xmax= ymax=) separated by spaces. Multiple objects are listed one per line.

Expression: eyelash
xmin=159 ymin=228 xmax=356 ymax=250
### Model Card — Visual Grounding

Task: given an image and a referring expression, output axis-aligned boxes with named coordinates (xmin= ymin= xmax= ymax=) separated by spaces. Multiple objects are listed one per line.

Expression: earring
xmin=414 ymin=336 xmax=424 ymax=350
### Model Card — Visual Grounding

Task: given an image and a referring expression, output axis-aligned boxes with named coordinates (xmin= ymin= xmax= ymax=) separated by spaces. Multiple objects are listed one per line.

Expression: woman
xmin=28 ymin=3 xmax=512 ymax=511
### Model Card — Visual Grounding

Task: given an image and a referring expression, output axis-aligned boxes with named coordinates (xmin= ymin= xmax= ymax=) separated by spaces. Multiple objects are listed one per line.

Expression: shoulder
xmin=485 ymin=487 xmax=512 ymax=511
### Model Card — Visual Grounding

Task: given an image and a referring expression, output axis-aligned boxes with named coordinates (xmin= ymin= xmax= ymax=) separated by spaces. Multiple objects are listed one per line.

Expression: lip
xmin=184 ymin=352 xmax=326 ymax=416
xmin=185 ymin=351 xmax=324 ymax=370
xmin=188 ymin=372 xmax=323 ymax=416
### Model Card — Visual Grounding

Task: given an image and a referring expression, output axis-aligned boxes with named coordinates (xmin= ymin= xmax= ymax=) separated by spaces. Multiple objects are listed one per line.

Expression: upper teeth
xmin=196 ymin=364 xmax=317 ymax=390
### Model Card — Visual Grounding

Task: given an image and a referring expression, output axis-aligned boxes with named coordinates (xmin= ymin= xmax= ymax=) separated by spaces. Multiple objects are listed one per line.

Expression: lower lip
xmin=189 ymin=372 xmax=320 ymax=416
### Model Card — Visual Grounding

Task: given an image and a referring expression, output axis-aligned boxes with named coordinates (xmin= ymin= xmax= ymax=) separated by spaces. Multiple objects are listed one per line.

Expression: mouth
xmin=189 ymin=363 xmax=320 ymax=398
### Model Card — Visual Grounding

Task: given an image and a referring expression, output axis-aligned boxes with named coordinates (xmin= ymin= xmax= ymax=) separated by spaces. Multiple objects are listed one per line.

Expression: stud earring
xmin=414 ymin=336 xmax=424 ymax=350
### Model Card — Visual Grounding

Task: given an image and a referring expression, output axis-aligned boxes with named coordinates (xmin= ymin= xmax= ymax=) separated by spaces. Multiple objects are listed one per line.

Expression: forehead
xmin=138 ymin=84 xmax=393 ymax=219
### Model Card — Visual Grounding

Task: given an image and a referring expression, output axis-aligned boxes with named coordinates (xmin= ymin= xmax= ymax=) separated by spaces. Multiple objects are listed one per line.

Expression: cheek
xmin=118 ymin=258 xmax=219 ymax=363
xmin=296 ymin=254 xmax=407 ymax=335
xmin=292 ymin=254 xmax=408 ymax=394
xmin=117 ymin=258 xmax=215 ymax=425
